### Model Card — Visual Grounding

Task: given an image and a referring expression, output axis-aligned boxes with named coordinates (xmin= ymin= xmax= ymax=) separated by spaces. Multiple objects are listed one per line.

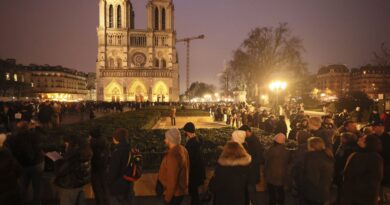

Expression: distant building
xmin=317 ymin=64 xmax=350 ymax=96
xmin=0 ymin=59 xmax=93 ymax=101
xmin=350 ymin=65 xmax=390 ymax=99
xmin=0 ymin=59 xmax=33 ymax=100
xmin=316 ymin=64 xmax=390 ymax=100
xmin=96 ymin=0 xmax=180 ymax=102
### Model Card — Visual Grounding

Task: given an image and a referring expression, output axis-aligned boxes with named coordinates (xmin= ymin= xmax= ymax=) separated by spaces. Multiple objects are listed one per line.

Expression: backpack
xmin=123 ymin=148 xmax=143 ymax=182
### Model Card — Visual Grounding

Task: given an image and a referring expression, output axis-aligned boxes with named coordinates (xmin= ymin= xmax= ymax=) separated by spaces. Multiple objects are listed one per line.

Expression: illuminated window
xmin=117 ymin=5 xmax=122 ymax=28
xmin=109 ymin=5 xmax=113 ymax=28
xmin=5 ymin=73 xmax=10 ymax=80
xmin=31 ymin=82 xmax=34 ymax=87
xmin=161 ymin=8 xmax=166 ymax=30
xmin=154 ymin=7 xmax=159 ymax=30
xmin=13 ymin=74 xmax=18 ymax=81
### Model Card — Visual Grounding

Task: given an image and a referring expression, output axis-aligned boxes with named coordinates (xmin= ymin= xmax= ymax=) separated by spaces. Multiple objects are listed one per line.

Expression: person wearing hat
xmin=159 ymin=128 xmax=190 ymax=205
xmin=183 ymin=122 xmax=206 ymax=205
xmin=264 ymin=133 xmax=290 ymax=205
xmin=239 ymin=125 xmax=264 ymax=205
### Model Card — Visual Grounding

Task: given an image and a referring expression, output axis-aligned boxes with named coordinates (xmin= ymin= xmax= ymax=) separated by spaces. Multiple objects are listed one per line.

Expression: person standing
xmin=0 ymin=133 xmax=22 ymax=205
xmin=239 ymin=125 xmax=265 ymax=205
xmin=301 ymin=137 xmax=334 ymax=205
xmin=107 ymin=128 xmax=133 ymax=205
xmin=209 ymin=141 xmax=251 ymax=205
xmin=183 ymin=122 xmax=206 ymax=205
xmin=342 ymin=135 xmax=383 ymax=205
xmin=158 ymin=129 xmax=189 ymax=205
xmin=170 ymin=107 xmax=177 ymax=126
xmin=90 ymin=128 xmax=110 ymax=205
xmin=54 ymin=135 xmax=92 ymax=205
xmin=7 ymin=125 xmax=45 ymax=205
xmin=264 ymin=133 xmax=290 ymax=205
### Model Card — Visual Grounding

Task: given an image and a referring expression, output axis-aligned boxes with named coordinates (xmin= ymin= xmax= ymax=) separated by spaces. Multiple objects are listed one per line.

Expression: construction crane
xmin=176 ymin=34 xmax=205 ymax=93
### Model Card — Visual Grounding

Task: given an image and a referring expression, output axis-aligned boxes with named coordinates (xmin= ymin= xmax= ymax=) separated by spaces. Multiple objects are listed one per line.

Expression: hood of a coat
xmin=217 ymin=152 xmax=251 ymax=167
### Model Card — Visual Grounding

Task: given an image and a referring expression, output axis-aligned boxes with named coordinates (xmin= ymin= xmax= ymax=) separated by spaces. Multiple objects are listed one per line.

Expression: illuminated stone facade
xmin=96 ymin=0 xmax=180 ymax=102
xmin=0 ymin=59 xmax=88 ymax=101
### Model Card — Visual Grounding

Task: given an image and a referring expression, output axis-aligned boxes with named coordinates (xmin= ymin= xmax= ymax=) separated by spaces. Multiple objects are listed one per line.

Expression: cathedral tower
xmin=96 ymin=0 xmax=179 ymax=102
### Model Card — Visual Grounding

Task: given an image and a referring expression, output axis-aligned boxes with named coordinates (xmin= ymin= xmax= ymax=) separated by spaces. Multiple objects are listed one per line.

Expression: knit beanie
xmin=274 ymin=133 xmax=286 ymax=144
xmin=183 ymin=122 xmax=196 ymax=133
xmin=165 ymin=128 xmax=181 ymax=145
xmin=231 ymin=130 xmax=246 ymax=144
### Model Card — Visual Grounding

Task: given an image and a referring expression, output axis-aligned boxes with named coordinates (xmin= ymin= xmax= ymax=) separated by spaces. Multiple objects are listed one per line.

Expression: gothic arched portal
xmin=104 ymin=80 xmax=123 ymax=102
xmin=153 ymin=81 xmax=169 ymax=102
xmin=129 ymin=80 xmax=147 ymax=102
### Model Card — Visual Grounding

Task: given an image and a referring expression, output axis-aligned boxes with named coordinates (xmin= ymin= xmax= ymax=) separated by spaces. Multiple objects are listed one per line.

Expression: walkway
xmin=152 ymin=116 xmax=228 ymax=129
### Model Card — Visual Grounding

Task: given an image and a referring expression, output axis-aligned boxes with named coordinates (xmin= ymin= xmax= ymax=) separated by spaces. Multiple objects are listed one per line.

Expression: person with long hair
xmin=301 ymin=137 xmax=334 ymax=205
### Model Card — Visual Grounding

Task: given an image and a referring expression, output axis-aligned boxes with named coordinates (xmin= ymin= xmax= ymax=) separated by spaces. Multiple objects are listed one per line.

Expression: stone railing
xmin=100 ymin=69 xmax=174 ymax=78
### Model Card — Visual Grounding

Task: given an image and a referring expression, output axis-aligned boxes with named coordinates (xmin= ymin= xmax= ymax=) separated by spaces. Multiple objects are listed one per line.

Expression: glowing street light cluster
xmin=269 ymin=81 xmax=287 ymax=91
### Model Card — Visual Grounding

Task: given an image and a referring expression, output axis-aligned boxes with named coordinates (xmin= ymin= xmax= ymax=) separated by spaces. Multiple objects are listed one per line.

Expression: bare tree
xmin=373 ymin=43 xmax=390 ymax=67
xmin=229 ymin=23 xmax=307 ymax=99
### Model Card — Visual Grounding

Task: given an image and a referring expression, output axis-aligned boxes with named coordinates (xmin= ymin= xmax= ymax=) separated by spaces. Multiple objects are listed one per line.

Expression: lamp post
xmin=269 ymin=81 xmax=287 ymax=115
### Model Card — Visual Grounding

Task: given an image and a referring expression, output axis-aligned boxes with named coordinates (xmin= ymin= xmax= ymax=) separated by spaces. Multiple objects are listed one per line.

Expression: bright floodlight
xmin=269 ymin=81 xmax=287 ymax=91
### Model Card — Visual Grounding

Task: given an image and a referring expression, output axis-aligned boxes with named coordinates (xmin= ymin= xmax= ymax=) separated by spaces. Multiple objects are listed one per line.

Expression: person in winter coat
xmin=183 ymin=122 xmax=206 ymax=205
xmin=0 ymin=133 xmax=22 ymax=205
xmin=239 ymin=125 xmax=265 ymax=205
xmin=107 ymin=128 xmax=133 ymax=205
xmin=342 ymin=134 xmax=383 ymax=205
xmin=334 ymin=132 xmax=358 ymax=204
xmin=6 ymin=125 xmax=45 ymax=205
xmin=301 ymin=137 xmax=334 ymax=205
xmin=275 ymin=115 xmax=288 ymax=136
xmin=264 ymin=133 xmax=290 ymax=205
xmin=158 ymin=128 xmax=190 ymax=205
xmin=90 ymin=127 xmax=110 ymax=205
xmin=308 ymin=117 xmax=333 ymax=148
xmin=54 ymin=135 xmax=92 ymax=205
xmin=209 ymin=141 xmax=252 ymax=205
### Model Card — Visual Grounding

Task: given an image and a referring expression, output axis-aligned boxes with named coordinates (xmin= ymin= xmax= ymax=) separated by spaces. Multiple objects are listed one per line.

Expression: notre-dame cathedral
xmin=96 ymin=0 xmax=179 ymax=102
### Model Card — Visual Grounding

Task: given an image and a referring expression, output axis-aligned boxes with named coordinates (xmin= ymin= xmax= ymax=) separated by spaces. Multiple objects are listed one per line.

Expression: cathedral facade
xmin=96 ymin=0 xmax=179 ymax=102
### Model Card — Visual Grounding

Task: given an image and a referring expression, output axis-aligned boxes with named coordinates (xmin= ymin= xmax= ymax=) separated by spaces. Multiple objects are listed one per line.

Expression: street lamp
xmin=269 ymin=81 xmax=287 ymax=115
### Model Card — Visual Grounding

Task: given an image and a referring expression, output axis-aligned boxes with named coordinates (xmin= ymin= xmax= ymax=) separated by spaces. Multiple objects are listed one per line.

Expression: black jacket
xmin=54 ymin=147 xmax=92 ymax=189
xmin=7 ymin=130 xmax=44 ymax=167
xmin=275 ymin=120 xmax=288 ymax=136
xmin=334 ymin=142 xmax=358 ymax=185
xmin=301 ymin=151 xmax=334 ymax=202
xmin=342 ymin=151 xmax=383 ymax=205
xmin=0 ymin=148 xmax=21 ymax=195
xmin=91 ymin=137 xmax=109 ymax=173
xmin=245 ymin=135 xmax=264 ymax=184
xmin=185 ymin=137 xmax=206 ymax=188
xmin=107 ymin=143 xmax=132 ymax=196
xmin=379 ymin=133 xmax=390 ymax=186
xmin=209 ymin=152 xmax=251 ymax=205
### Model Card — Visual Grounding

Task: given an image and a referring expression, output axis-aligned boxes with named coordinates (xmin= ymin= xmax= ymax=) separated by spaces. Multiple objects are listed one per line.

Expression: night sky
xmin=1 ymin=0 xmax=390 ymax=92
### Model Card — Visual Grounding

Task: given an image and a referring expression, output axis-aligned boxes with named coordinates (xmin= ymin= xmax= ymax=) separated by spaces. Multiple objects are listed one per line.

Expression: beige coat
xmin=158 ymin=145 xmax=189 ymax=202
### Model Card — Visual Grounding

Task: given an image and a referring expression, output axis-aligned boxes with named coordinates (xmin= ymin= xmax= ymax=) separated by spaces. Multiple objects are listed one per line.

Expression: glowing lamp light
xmin=269 ymin=81 xmax=287 ymax=91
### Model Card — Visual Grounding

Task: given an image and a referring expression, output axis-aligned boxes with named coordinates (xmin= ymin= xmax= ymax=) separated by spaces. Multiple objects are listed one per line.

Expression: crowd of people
xmin=0 ymin=100 xmax=389 ymax=205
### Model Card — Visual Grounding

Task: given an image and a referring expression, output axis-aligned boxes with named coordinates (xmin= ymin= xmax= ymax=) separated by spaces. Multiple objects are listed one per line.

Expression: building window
xmin=109 ymin=5 xmax=113 ymax=28
xmin=155 ymin=59 xmax=160 ymax=68
xmin=161 ymin=8 xmax=166 ymax=30
xmin=31 ymin=83 xmax=34 ymax=87
xmin=117 ymin=58 xmax=122 ymax=68
xmin=117 ymin=5 xmax=122 ymax=28
xmin=13 ymin=74 xmax=18 ymax=81
xmin=154 ymin=7 xmax=159 ymax=30
xmin=161 ymin=59 xmax=167 ymax=68
xmin=5 ymin=73 xmax=10 ymax=80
